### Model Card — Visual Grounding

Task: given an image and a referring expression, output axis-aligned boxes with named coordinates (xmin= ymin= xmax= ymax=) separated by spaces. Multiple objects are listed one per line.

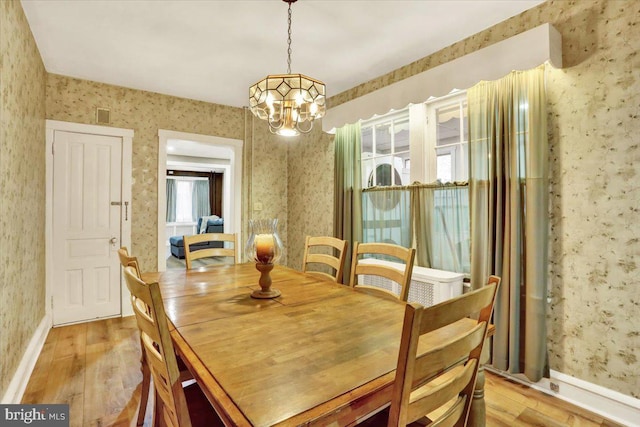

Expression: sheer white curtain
xmin=362 ymin=187 xmax=411 ymax=249
xmin=360 ymin=183 xmax=470 ymax=274
xmin=413 ymin=184 xmax=470 ymax=273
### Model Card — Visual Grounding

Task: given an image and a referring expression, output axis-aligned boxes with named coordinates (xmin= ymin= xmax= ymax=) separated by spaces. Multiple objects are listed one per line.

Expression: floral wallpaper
xmin=286 ymin=126 xmax=335 ymax=271
xmin=544 ymin=0 xmax=639 ymax=399
xmin=3 ymin=0 xmax=637 ymax=404
xmin=0 ymin=0 xmax=46 ymax=396
xmin=320 ymin=0 xmax=640 ymax=399
xmin=243 ymin=111 xmax=290 ymax=266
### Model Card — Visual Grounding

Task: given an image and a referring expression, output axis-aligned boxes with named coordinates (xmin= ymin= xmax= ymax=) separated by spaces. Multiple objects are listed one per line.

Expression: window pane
xmin=362 ymin=158 xmax=375 ymax=189
xmin=375 ymin=123 xmax=392 ymax=155
xmin=436 ymin=104 xmax=461 ymax=146
xmin=362 ymin=126 xmax=373 ymax=154
xmin=394 ymin=153 xmax=411 ymax=185
xmin=394 ymin=118 xmax=410 ymax=153
xmin=367 ymin=156 xmax=395 ymax=187
xmin=436 ymin=152 xmax=452 ymax=183
xmin=175 ymin=180 xmax=193 ymax=222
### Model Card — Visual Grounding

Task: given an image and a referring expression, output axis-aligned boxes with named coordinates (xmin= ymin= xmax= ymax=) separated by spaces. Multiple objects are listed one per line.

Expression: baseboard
xmin=1 ymin=313 xmax=52 ymax=404
xmin=487 ymin=367 xmax=640 ymax=427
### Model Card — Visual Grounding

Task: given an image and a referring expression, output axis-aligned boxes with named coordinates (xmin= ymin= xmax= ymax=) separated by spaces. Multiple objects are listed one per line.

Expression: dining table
xmin=141 ymin=263 xmax=492 ymax=427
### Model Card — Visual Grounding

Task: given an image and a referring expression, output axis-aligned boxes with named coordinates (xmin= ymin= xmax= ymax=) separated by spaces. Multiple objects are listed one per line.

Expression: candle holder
xmin=245 ymin=218 xmax=283 ymax=299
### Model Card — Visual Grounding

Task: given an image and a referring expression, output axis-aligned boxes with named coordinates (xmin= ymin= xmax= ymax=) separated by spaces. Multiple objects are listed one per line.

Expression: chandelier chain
xmin=286 ymin=2 xmax=292 ymax=74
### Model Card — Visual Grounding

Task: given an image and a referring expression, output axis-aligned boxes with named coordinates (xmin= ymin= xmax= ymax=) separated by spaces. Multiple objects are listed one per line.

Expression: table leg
xmin=468 ymin=337 xmax=490 ymax=427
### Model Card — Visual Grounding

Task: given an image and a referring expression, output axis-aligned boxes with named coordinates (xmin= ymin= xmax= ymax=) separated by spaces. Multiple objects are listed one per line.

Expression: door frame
xmin=46 ymin=120 xmax=134 ymax=323
xmin=157 ymin=129 xmax=243 ymax=271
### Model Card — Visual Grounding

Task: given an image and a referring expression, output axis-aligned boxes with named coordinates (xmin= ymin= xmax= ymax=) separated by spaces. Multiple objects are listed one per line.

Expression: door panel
xmin=53 ymin=130 xmax=122 ymax=325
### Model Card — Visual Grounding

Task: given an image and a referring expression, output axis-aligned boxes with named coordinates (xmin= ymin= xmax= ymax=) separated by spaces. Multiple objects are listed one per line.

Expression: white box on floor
xmin=358 ymin=258 xmax=464 ymax=307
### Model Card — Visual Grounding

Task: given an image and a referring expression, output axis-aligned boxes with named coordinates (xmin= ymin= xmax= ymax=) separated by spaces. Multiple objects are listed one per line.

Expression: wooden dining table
xmin=142 ymin=263 xmax=492 ymax=427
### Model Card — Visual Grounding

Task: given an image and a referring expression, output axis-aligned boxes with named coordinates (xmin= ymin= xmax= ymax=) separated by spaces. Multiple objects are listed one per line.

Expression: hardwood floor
xmin=22 ymin=317 xmax=624 ymax=427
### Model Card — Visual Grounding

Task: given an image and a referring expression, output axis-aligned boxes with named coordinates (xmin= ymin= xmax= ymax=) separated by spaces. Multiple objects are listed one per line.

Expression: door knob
xmin=110 ymin=237 xmax=118 ymax=244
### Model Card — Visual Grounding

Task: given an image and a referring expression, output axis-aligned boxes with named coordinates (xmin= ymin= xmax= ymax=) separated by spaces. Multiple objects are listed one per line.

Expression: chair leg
xmin=137 ymin=346 xmax=151 ymax=426
xmin=152 ymin=389 xmax=161 ymax=427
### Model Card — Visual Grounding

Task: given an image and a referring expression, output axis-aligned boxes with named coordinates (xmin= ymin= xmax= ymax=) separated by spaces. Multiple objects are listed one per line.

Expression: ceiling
xmin=21 ymin=0 xmax=544 ymax=110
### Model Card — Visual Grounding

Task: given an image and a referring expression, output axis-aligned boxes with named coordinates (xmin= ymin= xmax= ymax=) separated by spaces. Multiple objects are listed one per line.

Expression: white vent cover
xmin=358 ymin=259 xmax=463 ymax=307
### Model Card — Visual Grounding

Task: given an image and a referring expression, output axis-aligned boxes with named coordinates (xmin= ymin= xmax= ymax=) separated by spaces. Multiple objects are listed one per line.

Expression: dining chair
xmin=349 ymin=242 xmax=416 ymax=302
xmin=117 ymin=247 xmax=149 ymax=426
xmin=118 ymin=246 xmax=141 ymax=277
xmin=301 ymin=236 xmax=348 ymax=283
xmin=360 ymin=275 xmax=500 ymax=427
xmin=183 ymin=232 xmax=237 ymax=269
xmin=123 ymin=266 xmax=224 ymax=427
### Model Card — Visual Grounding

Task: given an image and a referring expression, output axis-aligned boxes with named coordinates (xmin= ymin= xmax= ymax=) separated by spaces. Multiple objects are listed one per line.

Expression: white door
xmin=52 ymin=130 xmax=122 ymax=325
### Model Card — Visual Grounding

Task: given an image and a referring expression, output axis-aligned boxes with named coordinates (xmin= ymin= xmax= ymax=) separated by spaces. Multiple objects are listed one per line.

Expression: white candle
xmin=255 ymin=234 xmax=275 ymax=264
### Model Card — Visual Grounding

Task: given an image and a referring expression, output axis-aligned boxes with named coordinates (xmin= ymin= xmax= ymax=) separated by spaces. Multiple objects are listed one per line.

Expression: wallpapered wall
xmin=243 ymin=111 xmax=290 ymax=265
xmin=3 ymin=0 xmax=637 ymax=402
xmin=286 ymin=127 xmax=335 ymax=271
xmin=318 ymin=0 xmax=639 ymax=398
xmin=0 ymin=0 xmax=46 ymax=396
xmin=544 ymin=1 xmax=639 ymax=398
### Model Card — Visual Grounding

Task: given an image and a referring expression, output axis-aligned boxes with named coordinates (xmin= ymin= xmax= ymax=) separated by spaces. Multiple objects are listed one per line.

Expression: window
xmin=428 ymin=96 xmax=468 ymax=183
xmin=166 ymin=176 xmax=210 ymax=224
xmin=175 ymin=180 xmax=194 ymax=222
xmin=359 ymin=91 xmax=470 ymax=274
xmin=360 ymin=91 xmax=468 ymax=186
xmin=361 ymin=113 xmax=411 ymax=188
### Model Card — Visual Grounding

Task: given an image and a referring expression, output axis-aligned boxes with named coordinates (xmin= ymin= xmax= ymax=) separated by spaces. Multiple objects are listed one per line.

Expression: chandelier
xmin=249 ymin=0 xmax=326 ymax=137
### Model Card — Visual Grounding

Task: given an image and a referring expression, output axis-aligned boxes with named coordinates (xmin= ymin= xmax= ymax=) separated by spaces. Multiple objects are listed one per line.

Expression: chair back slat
xmin=117 ymin=246 xmax=141 ymax=277
xmin=302 ymin=236 xmax=348 ymax=283
xmin=184 ymin=233 xmax=237 ymax=269
xmin=354 ymin=264 xmax=408 ymax=288
xmin=406 ymin=362 xmax=475 ymax=423
xmin=419 ymin=281 xmax=497 ymax=334
xmin=387 ymin=277 xmax=500 ymax=427
xmin=412 ymin=323 xmax=485 ymax=387
xmin=349 ymin=242 xmax=416 ymax=302
xmin=306 ymin=253 xmax=341 ymax=271
xmin=123 ymin=266 xmax=192 ymax=427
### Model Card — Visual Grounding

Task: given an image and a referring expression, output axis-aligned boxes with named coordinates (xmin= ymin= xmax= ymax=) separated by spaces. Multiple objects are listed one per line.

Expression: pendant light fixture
xmin=249 ymin=0 xmax=326 ymax=137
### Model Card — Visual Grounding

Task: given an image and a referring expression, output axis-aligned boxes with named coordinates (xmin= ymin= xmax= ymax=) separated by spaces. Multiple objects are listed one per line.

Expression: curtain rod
xmin=362 ymin=181 xmax=468 ymax=193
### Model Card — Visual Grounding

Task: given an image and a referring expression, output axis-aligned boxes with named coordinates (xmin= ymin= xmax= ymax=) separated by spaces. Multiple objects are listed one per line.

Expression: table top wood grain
xmin=142 ymin=263 xmax=484 ymax=427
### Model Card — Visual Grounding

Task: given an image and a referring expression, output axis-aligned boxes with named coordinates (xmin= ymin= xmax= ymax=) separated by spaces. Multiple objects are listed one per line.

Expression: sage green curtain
xmin=412 ymin=186 xmax=433 ymax=268
xmin=166 ymin=178 xmax=177 ymax=222
xmin=334 ymin=123 xmax=362 ymax=281
xmin=468 ymin=65 xmax=548 ymax=381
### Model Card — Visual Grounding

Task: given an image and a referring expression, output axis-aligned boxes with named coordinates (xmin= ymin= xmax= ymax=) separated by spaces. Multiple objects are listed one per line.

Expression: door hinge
xmin=51 ymin=142 xmax=55 ymax=155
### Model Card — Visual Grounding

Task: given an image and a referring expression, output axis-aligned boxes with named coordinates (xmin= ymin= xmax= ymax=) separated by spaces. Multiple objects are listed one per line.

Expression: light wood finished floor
xmin=22 ymin=317 xmax=624 ymax=427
